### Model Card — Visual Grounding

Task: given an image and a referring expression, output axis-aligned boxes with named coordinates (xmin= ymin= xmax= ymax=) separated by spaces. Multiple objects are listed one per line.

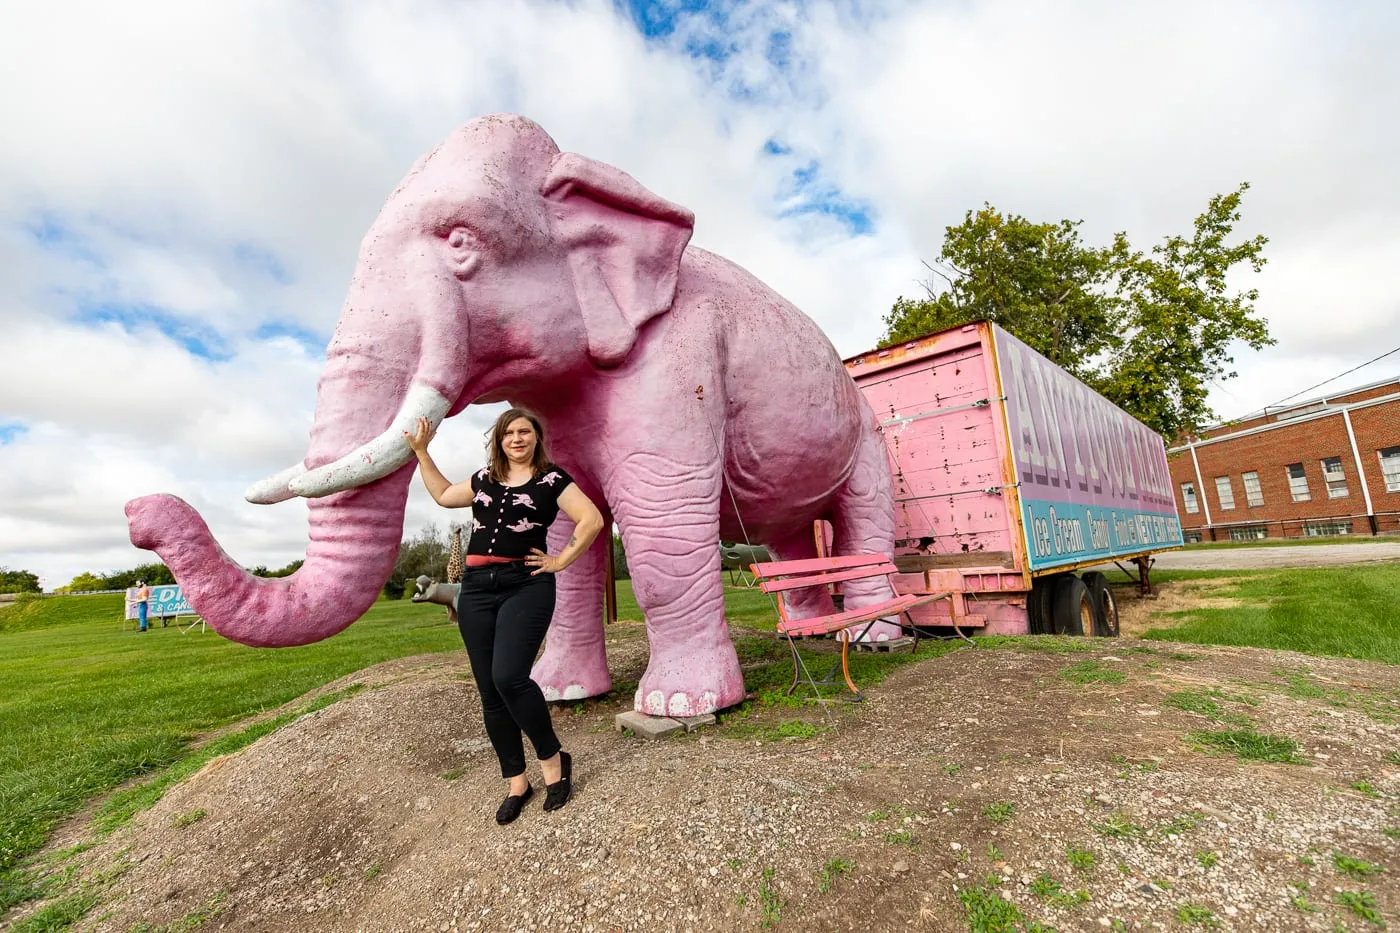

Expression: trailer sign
xmin=995 ymin=326 xmax=1185 ymax=571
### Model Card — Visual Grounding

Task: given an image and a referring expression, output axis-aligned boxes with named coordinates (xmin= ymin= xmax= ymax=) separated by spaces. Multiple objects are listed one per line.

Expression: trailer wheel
xmin=1051 ymin=576 xmax=1093 ymax=636
xmin=1081 ymin=571 xmax=1118 ymax=637
xmin=1027 ymin=576 xmax=1059 ymax=635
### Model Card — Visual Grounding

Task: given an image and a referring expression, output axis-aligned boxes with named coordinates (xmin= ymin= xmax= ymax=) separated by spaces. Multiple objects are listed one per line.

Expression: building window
xmin=1380 ymin=447 xmax=1400 ymax=493
xmin=1286 ymin=463 xmax=1311 ymax=502
xmin=1321 ymin=457 xmax=1349 ymax=498
xmin=1229 ymin=526 xmax=1267 ymax=542
xmin=1304 ymin=520 xmax=1353 ymax=537
xmin=1183 ymin=530 xmax=1203 ymax=544
xmin=1181 ymin=482 xmax=1199 ymax=514
xmin=1241 ymin=471 xmax=1264 ymax=508
xmin=1214 ymin=476 xmax=1235 ymax=510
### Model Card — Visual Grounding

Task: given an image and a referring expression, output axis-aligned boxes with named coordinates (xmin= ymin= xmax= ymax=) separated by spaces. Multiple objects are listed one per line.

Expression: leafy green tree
xmin=384 ymin=524 xmax=449 ymax=599
xmin=611 ymin=532 xmax=629 ymax=581
xmin=63 ymin=572 xmax=106 ymax=593
xmin=0 ymin=567 xmax=42 ymax=594
xmin=103 ymin=562 xmax=175 ymax=589
xmin=882 ymin=184 xmax=1272 ymax=438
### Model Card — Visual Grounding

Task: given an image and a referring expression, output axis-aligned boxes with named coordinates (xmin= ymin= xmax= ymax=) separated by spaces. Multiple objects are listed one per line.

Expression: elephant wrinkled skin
xmin=126 ymin=114 xmax=899 ymax=717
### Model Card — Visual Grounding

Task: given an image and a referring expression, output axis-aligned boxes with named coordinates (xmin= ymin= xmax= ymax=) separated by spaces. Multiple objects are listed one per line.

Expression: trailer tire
xmin=1028 ymin=576 xmax=1060 ymax=635
xmin=1081 ymin=571 xmax=1118 ymax=637
xmin=1051 ymin=576 xmax=1093 ymax=636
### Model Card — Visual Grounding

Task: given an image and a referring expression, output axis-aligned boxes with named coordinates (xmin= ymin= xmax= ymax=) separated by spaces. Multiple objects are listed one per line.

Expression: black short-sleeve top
xmin=465 ymin=465 xmax=575 ymax=559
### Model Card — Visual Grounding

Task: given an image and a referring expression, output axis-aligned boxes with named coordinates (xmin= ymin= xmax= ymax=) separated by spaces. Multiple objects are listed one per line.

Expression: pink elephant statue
xmin=125 ymin=114 xmax=899 ymax=717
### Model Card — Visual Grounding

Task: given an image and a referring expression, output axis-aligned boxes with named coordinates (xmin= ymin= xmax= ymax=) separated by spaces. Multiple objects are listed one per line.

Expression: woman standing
xmin=406 ymin=408 xmax=605 ymax=824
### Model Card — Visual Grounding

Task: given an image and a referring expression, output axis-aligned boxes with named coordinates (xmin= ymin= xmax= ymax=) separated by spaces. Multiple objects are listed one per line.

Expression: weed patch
xmin=981 ymin=802 xmax=1015 ymax=824
xmin=1065 ymin=846 xmax=1095 ymax=873
xmin=1334 ymin=889 xmax=1384 ymax=926
xmin=1091 ymin=813 xmax=1141 ymax=838
xmin=1185 ymin=728 xmax=1303 ymax=764
xmin=816 ymin=858 xmax=851 ymax=894
xmin=957 ymin=877 xmax=1023 ymax=932
xmin=1332 ymin=852 xmax=1385 ymax=879
xmin=1058 ymin=661 xmax=1126 ymax=686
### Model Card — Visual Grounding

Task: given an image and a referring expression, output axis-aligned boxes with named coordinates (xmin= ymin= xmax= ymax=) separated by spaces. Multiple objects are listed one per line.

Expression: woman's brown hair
xmin=486 ymin=407 xmax=551 ymax=483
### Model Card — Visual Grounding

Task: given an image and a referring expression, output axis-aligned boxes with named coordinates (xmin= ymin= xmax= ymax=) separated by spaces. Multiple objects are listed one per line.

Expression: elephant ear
xmin=542 ymin=153 xmax=695 ymax=367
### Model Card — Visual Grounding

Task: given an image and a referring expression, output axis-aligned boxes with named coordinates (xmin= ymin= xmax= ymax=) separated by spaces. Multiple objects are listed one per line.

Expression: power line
xmin=1257 ymin=344 xmax=1400 ymax=415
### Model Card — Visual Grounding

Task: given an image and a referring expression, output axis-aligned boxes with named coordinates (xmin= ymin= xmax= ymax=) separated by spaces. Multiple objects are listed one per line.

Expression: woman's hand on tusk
xmin=404 ymin=417 xmax=436 ymax=454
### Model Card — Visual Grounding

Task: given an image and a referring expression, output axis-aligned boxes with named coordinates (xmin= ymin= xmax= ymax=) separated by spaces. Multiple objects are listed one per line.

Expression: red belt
xmin=464 ymin=555 xmax=522 ymax=567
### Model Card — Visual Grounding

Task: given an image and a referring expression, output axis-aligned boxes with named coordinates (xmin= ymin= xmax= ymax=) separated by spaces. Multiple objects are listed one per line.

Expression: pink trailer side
xmin=843 ymin=321 xmax=1183 ymax=637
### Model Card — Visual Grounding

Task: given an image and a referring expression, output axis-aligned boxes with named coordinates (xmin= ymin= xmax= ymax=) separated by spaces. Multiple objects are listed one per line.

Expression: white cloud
xmin=0 ymin=0 xmax=1396 ymax=587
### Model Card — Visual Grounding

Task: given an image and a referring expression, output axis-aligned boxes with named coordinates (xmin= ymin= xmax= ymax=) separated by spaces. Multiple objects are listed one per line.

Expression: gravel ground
xmin=10 ymin=621 xmax=1400 ymax=932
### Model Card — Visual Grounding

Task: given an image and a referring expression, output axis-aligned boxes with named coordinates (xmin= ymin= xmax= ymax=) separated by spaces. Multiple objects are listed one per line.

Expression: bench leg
xmin=840 ymin=638 xmax=861 ymax=698
xmin=785 ymin=637 xmax=801 ymax=696
xmin=903 ymin=611 xmax=920 ymax=653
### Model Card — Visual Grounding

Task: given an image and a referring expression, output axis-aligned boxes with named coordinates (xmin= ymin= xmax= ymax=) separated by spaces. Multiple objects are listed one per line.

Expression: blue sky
xmin=1 ymin=0 xmax=1397 ymax=587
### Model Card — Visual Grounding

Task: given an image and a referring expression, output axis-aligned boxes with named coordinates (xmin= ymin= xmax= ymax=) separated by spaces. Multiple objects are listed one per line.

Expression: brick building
xmin=1167 ymin=377 xmax=1400 ymax=541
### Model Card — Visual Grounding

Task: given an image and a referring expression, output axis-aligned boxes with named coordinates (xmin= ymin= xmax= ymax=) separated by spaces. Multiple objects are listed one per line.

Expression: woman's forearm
xmin=414 ymin=450 xmax=453 ymax=504
xmin=552 ymin=515 xmax=606 ymax=572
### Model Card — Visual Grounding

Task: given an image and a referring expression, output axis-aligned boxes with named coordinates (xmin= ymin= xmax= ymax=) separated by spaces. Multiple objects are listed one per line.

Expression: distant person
xmin=406 ymin=408 xmax=604 ymax=824
xmin=128 ymin=580 xmax=150 ymax=633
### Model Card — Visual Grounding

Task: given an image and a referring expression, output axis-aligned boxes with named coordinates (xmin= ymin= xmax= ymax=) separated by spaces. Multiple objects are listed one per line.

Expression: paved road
xmin=1148 ymin=541 xmax=1400 ymax=570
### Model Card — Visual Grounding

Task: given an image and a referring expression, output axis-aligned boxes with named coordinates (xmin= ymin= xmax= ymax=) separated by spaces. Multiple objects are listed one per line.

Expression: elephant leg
xmin=613 ymin=452 xmax=744 ymax=718
xmin=763 ymin=526 xmax=838 ymax=622
xmin=530 ymin=509 xmax=613 ymax=701
xmin=831 ymin=427 xmax=902 ymax=642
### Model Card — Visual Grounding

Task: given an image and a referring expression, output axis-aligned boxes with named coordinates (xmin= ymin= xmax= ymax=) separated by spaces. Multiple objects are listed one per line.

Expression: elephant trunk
xmin=126 ymin=476 xmax=410 ymax=647
xmin=126 ymin=306 xmax=453 ymax=647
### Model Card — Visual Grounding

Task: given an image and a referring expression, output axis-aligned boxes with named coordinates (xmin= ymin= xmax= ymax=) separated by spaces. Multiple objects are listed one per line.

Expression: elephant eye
xmin=444 ymin=226 xmax=484 ymax=280
xmin=446 ymin=226 xmax=482 ymax=251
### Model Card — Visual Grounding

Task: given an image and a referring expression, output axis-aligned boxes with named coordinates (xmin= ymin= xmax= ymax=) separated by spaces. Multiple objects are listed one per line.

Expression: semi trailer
xmin=838 ymin=320 xmax=1184 ymax=637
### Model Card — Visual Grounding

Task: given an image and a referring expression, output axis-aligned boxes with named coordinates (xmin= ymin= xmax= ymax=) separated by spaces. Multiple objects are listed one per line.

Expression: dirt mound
xmin=13 ymin=624 xmax=1400 ymax=932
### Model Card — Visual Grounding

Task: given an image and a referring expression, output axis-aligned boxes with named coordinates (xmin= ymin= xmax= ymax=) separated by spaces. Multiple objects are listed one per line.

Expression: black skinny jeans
xmin=457 ymin=564 xmax=561 ymax=778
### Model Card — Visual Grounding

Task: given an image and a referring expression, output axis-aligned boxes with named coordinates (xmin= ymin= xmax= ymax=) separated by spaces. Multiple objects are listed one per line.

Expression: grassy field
xmin=4 ymin=563 xmax=1399 ymax=920
xmin=0 ymin=594 xmax=465 ymax=909
xmin=1141 ymin=563 xmax=1400 ymax=663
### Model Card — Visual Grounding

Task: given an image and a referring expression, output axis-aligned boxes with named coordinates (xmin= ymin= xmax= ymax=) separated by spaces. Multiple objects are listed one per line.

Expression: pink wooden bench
xmin=749 ymin=554 xmax=948 ymax=699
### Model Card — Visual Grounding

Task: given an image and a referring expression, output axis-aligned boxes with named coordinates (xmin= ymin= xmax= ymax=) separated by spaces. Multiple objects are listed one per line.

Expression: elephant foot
xmin=635 ymin=640 xmax=745 ymax=718
xmin=532 ymin=639 xmax=611 ymax=702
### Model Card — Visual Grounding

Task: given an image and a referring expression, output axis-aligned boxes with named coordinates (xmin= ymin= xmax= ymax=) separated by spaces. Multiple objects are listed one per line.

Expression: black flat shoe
xmin=543 ymin=751 xmax=573 ymax=812
xmin=495 ymin=783 xmax=534 ymax=825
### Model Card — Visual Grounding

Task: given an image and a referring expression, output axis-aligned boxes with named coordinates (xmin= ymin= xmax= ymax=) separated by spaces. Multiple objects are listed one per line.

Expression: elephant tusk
xmin=288 ymin=384 xmax=452 ymax=498
xmin=244 ymin=463 xmax=308 ymax=505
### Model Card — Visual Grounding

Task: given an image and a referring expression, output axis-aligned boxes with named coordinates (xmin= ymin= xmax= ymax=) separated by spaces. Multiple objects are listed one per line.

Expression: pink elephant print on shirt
xmin=473 ymin=490 xmax=492 ymax=507
xmin=512 ymin=493 xmax=536 ymax=509
xmin=508 ymin=518 xmax=542 ymax=532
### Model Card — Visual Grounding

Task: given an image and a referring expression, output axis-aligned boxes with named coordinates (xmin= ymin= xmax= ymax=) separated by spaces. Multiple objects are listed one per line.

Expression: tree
xmin=63 ymin=572 xmax=106 ymax=593
xmin=0 ymin=567 xmax=41 ymax=594
xmin=249 ymin=559 xmax=304 ymax=578
xmin=881 ymin=184 xmax=1272 ymax=438
xmin=384 ymin=524 xmax=449 ymax=599
xmin=102 ymin=562 xmax=175 ymax=589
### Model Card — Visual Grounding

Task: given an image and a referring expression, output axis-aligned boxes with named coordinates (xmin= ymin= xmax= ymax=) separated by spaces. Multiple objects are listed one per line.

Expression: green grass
xmin=981 ymin=802 xmax=1015 ymax=824
xmin=1174 ymin=903 xmax=1220 ymax=928
xmin=816 ymin=858 xmax=851 ymax=894
xmin=1185 ymin=728 xmax=1304 ymax=764
xmin=1057 ymin=660 xmax=1126 ymax=686
xmin=1065 ymin=845 xmax=1095 ymax=873
xmin=957 ymin=877 xmax=1023 ymax=932
xmin=1334 ymin=889 xmax=1384 ymax=926
xmin=0 ymin=594 xmax=464 ymax=909
xmin=1142 ymin=566 xmax=1400 ymax=665
xmin=1332 ymin=852 xmax=1385 ymax=879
